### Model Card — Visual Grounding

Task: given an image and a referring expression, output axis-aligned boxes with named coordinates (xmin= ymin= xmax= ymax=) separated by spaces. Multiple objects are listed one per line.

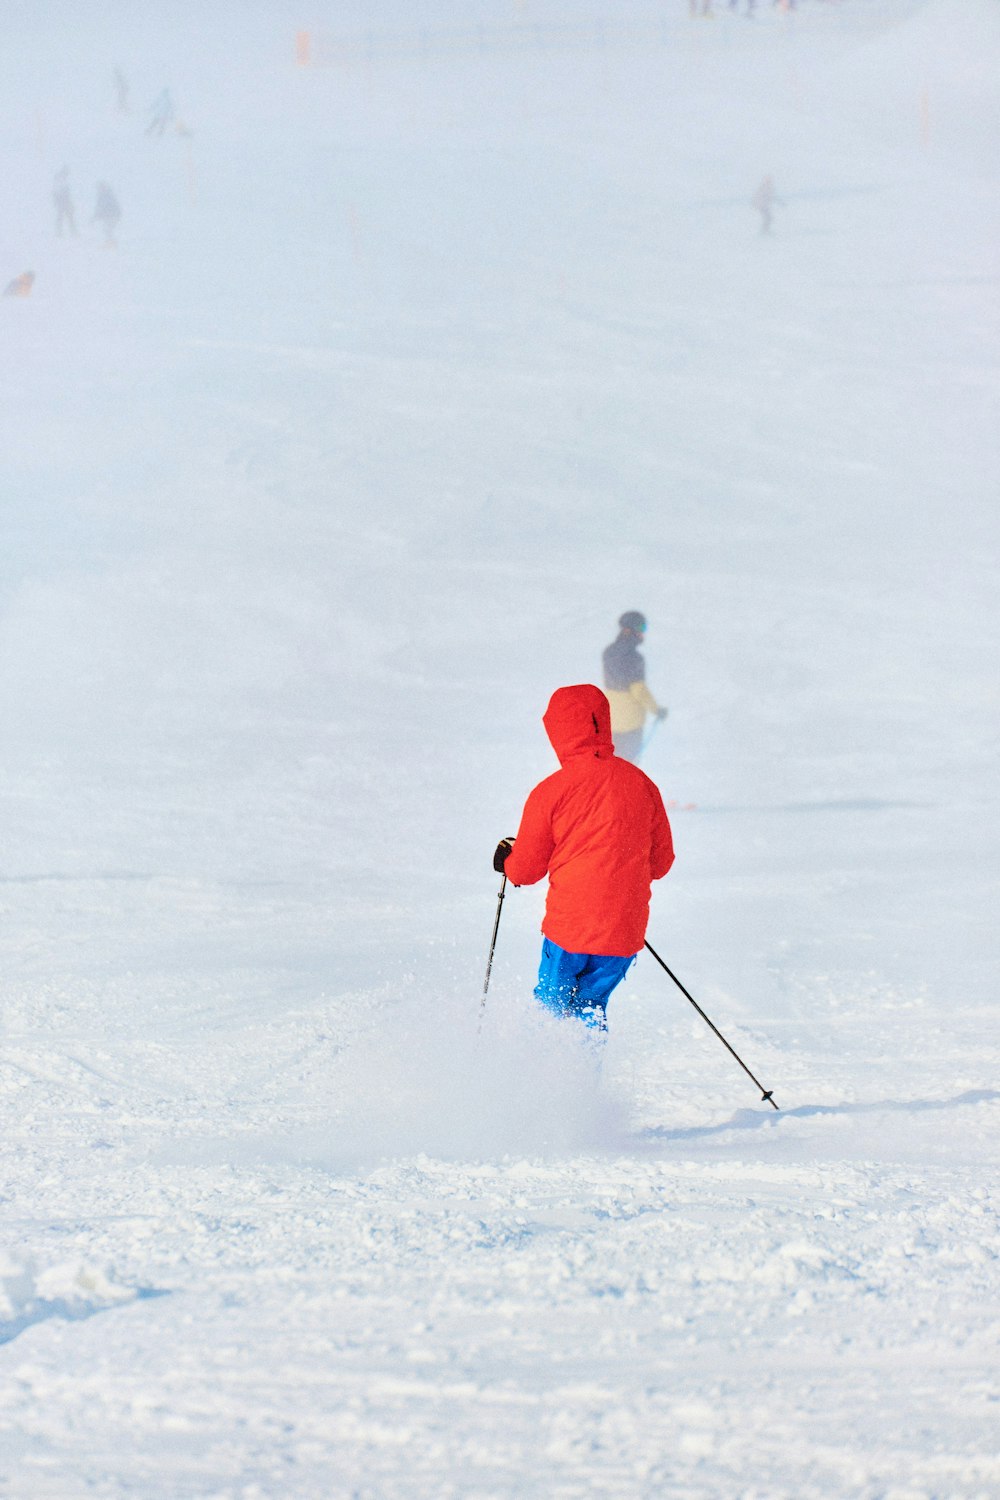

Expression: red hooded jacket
xmin=503 ymin=684 xmax=674 ymax=957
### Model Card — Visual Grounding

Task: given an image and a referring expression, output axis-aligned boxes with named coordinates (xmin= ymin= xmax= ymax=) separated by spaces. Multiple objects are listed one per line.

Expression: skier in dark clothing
xmin=93 ymin=182 xmax=121 ymax=247
xmin=601 ymin=611 xmax=667 ymax=763
xmin=53 ymin=167 xmax=77 ymax=236
xmin=753 ymin=175 xmax=783 ymax=235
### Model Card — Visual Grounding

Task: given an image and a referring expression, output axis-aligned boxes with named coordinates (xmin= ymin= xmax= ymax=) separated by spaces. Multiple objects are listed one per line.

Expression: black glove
xmin=656 ymin=707 xmax=669 ymax=721
xmin=493 ymin=837 xmax=515 ymax=873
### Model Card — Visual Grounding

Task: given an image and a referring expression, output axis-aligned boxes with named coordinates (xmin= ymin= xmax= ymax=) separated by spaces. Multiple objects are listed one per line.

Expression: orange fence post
xmin=296 ymin=30 xmax=312 ymax=66
xmin=3 ymin=271 xmax=35 ymax=298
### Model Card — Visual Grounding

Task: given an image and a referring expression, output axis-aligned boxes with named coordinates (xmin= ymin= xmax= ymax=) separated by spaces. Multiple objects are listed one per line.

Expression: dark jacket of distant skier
xmin=602 ymin=615 xmax=664 ymax=760
xmin=501 ymin=684 xmax=674 ymax=957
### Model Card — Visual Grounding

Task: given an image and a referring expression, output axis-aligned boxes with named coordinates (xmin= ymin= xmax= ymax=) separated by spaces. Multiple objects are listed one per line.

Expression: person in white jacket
xmin=601 ymin=611 xmax=667 ymax=763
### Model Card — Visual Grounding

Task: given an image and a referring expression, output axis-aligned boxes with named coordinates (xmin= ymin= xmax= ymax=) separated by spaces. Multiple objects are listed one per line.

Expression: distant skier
xmin=601 ymin=611 xmax=667 ymax=764
xmin=494 ymin=684 xmax=674 ymax=1034
xmin=3 ymin=271 xmax=34 ymax=298
xmin=53 ymin=166 xmax=77 ymax=236
xmin=146 ymin=88 xmax=174 ymax=137
xmin=753 ymin=174 xmax=782 ymax=235
xmin=93 ymin=182 xmax=121 ymax=247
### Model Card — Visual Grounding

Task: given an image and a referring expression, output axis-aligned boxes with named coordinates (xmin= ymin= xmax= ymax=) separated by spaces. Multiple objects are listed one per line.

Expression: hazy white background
xmin=1 ymin=2 xmax=998 ymax=1495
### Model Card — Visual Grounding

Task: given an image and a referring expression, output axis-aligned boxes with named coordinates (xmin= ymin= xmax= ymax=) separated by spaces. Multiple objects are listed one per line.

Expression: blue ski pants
xmin=534 ymin=938 xmax=636 ymax=1031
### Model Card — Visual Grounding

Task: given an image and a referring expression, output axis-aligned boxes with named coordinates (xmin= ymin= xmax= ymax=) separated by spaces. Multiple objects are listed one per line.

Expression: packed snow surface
xmin=2 ymin=1 xmax=999 ymax=1495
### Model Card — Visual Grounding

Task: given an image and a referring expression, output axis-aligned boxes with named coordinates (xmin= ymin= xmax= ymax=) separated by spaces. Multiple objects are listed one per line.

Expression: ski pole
xmin=643 ymin=940 xmax=779 ymax=1109
xmin=641 ymin=712 xmax=665 ymax=755
xmin=480 ymin=874 xmax=507 ymax=1013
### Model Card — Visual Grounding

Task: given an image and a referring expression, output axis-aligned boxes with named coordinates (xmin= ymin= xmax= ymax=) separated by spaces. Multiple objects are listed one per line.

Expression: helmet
xmin=618 ymin=610 xmax=647 ymax=632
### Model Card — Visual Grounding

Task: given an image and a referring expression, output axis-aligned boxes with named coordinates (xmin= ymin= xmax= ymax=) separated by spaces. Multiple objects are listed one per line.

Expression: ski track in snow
xmin=2 ymin=0 xmax=999 ymax=1495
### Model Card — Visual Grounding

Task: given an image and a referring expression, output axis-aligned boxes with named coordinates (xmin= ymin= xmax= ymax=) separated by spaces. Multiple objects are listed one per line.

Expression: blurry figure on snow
xmin=93 ymin=182 xmax=121 ymax=247
xmin=3 ymin=271 xmax=35 ymax=297
xmin=146 ymin=88 xmax=174 ymax=137
xmin=114 ymin=68 xmax=130 ymax=113
xmin=602 ymin=610 xmax=667 ymax=764
xmin=753 ymin=174 xmax=783 ymax=235
xmin=53 ymin=166 xmax=77 ymax=236
xmin=494 ymin=685 xmax=674 ymax=1035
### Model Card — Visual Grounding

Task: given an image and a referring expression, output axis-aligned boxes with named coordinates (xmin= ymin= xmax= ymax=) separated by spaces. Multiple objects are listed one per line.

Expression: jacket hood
xmin=543 ymin=684 xmax=615 ymax=764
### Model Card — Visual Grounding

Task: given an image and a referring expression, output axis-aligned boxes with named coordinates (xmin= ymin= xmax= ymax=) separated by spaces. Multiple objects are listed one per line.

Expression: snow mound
xmin=0 ymin=1252 xmax=145 ymax=1346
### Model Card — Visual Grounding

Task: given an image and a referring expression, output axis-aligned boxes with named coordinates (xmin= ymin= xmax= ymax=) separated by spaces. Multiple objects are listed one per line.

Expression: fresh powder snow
xmin=1 ymin=1 xmax=998 ymax=1496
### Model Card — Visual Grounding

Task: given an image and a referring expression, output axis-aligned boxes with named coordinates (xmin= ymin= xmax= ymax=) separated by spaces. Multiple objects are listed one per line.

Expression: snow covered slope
xmin=1 ymin=1 xmax=998 ymax=1495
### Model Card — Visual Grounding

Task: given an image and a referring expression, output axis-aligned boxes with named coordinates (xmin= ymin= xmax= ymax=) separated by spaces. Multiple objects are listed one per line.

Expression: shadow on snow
xmin=640 ymin=1089 xmax=1000 ymax=1144
xmin=0 ymin=1287 xmax=168 ymax=1349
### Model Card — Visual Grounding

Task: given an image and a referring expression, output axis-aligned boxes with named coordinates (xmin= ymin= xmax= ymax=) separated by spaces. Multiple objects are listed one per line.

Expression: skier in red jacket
xmin=495 ymin=684 xmax=674 ymax=1032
